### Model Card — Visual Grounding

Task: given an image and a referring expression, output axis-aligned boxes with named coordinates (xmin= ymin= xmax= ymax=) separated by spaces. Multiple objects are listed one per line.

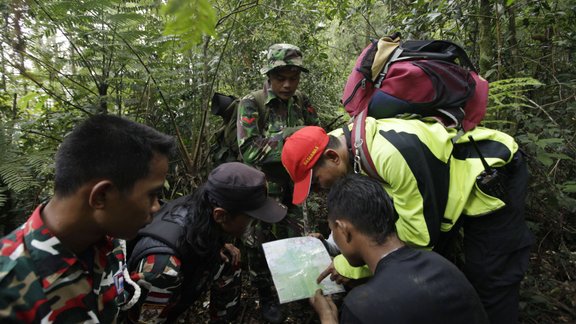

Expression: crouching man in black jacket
xmin=122 ymin=162 xmax=287 ymax=323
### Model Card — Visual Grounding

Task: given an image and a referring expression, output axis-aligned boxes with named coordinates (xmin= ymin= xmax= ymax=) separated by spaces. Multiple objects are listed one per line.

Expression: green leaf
xmin=535 ymin=153 xmax=553 ymax=167
xmin=534 ymin=138 xmax=564 ymax=148
xmin=161 ymin=0 xmax=216 ymax=51
xmin=561 ymin=181 xmax=576 ymax=193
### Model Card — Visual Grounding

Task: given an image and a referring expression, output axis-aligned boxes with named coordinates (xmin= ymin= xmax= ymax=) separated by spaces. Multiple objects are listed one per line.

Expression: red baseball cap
xmin=282 ymin=126 xmax=329 ymax=205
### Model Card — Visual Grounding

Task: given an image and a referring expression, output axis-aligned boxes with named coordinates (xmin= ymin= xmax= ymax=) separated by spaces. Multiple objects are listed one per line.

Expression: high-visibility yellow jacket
xmin=330 ymin=117 xmax=518 ymax=249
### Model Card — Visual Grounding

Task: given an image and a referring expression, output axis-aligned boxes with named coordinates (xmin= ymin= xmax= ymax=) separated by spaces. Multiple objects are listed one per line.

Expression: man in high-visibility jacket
xmin=281 ymin=118 xmax=534 ymax=324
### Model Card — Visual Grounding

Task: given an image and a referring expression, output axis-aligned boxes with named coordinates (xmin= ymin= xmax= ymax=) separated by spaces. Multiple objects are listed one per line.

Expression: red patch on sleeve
xmin=242 ymin=117 xmax=255 ymax=125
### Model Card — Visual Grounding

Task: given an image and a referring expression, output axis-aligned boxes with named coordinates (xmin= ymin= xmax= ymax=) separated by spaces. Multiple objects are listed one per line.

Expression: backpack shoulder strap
xmin=351 ymin=109 xmax=384 ymax=182
xmin=341 ymin=123 xmax=356 ymax=169
xmin=128 ymin=236 xmax=176 ymax=270
xmin=252 ymin=89 xmax=267 ymax=108
xmin=251 ymin=89 xmax=269 ymax=131
xmin=294 ymin=90 xmax=306 ymax=108
xmin=128 ymin=198 xmax=189 ymax=268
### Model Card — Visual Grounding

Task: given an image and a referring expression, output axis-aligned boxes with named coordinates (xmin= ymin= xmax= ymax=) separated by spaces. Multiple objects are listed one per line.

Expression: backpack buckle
xmin=353 ymin=139 xmax=364 ymax=174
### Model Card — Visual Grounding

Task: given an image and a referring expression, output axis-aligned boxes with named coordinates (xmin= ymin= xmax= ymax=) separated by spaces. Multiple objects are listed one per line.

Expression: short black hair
xmin=315 ymin=135 xmax=342 ymax=168
xmin=327 ymin=174 xmax=397 ymax=244
xmin=54 ymin=114 xmax=175 ymax=196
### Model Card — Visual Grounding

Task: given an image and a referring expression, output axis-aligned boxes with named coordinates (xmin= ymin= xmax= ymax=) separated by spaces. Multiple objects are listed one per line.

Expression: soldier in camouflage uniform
xmin=123 ymin=162 xmax=287 ymax=323
xmin=237 ymin=43 xmax=319 ymax=323
xmin=0 ymin=115 xmax=175 ymax=323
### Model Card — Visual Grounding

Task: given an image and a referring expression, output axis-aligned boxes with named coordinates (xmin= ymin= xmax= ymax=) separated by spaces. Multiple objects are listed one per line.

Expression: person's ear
xmin=89 ymin=180 xmax=114 ymax=209
xmin=334 ymin=219 xmax=353 ymax=243
xmin=323 ymin=149 xmax=341 ymax=165
xmin=213 ymin=207 xmax=230 ymax=224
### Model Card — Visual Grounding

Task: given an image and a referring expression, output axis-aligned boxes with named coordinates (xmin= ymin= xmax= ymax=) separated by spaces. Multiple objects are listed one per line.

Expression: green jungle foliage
xmin=0 ymin=0 xmax=574 ymax=322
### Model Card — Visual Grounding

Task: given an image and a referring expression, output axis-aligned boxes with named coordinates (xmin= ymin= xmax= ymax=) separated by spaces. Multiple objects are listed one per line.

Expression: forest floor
xmin=182 ymin=282 xmax=325 ymax=324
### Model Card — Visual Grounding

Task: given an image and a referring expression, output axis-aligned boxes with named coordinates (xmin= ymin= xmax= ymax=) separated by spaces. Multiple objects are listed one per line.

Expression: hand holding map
xmin=262 ymin=236 xmax=345 ymax=304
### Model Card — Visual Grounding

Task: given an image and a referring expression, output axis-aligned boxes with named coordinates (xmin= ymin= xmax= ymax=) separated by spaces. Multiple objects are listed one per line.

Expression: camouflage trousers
xmin=242 ymin=180 xmax=305 ymax=301
xmin=209 ymin=259 xmax=243 ymax=323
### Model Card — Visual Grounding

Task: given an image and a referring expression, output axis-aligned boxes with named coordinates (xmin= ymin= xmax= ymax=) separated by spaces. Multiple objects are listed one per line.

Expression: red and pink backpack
xmin=342 ymin=32 xmax=489 ymax=180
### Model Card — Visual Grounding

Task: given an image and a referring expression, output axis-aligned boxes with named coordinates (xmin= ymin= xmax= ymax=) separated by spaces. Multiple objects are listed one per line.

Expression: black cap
xmin=206 ymin=162 xmax=287 ymax=223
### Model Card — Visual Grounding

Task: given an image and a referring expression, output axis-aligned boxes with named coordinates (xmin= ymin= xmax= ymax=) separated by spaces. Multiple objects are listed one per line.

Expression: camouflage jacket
xmin=237 ymin=87 xmax=318 ymax=167
xmin=127 ymin=250 xmax=241 ymax=324
xmin=0 ymin=205 xmax=125 ymax=323
xmin=126 ymin=252 xmax=184 ymax=323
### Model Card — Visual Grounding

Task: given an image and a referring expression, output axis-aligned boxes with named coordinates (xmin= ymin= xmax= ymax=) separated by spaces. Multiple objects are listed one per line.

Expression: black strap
xmin=352 ymin=110 xmax=384 ymax=182
xmin=128 ymin=196 xmax=190 ymax=269
xmin=342 ymin=125 xmax=355 ymax=168
xmin=128 ymin=237 xmax=176 ymax=270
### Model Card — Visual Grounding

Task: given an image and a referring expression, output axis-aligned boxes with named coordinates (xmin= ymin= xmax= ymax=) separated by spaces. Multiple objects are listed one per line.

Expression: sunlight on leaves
xmin=161 ymin=0 xmax=216 ymax=51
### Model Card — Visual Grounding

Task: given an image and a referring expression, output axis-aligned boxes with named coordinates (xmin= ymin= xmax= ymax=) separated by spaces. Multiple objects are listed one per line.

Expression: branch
xmin=5 ymin=59 xmax=91 ymax=114
xmin=84 ymin=11 xmax=194 ymax=174
xmin=527 ymin=98 xmax=576 ymax=155
xmin=119 ymin=36 xmax=194 ymax=175
xmin=30 ymin=0 xmax=101 ymax=89
xmin=24 ymin=129 xmax=62 ymax=143
xmin=10 ymin=48 xmax=97 ymax=95
xmin=216 ymin=0 xmax=259 ymax=28
xmin=192 ymin=0 xmax=241 ymax=171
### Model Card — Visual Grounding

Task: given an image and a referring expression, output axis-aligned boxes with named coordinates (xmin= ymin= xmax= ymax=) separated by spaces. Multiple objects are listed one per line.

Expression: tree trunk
xmin=98 ymin=83 xmax=108 ymax=114
xmin=478 ymin=0 xmax=494 ymax=77
xmin=506 ymin=2 xmax=519 ymax=76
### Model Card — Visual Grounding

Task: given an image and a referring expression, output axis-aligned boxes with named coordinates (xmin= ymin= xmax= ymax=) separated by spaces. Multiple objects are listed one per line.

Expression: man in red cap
xmin=281 ymin=118 xmax=533 ymax=324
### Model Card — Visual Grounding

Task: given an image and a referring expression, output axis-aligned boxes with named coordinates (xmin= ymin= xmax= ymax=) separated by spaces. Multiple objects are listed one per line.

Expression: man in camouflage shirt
xmin=237 ymin=43 xmax=319 ymax=323
xmin=0 ymin=115 xmax=174 ymax=323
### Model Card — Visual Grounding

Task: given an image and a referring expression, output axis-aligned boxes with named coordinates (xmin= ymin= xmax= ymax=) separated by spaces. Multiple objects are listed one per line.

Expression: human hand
xmin=220 ymin=243 xmax=241 ymax=266
xmin=317 ymin=261 xmax=351 ymax=286
xmin=309 ymin=289 xmax=338 ymax=324
xmin=308 ymin=232 xmax=325 ymax=240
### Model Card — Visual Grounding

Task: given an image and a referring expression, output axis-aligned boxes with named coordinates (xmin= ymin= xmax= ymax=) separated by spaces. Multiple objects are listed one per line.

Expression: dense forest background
xmin=0 ymin=0 xmax=574 ymax=322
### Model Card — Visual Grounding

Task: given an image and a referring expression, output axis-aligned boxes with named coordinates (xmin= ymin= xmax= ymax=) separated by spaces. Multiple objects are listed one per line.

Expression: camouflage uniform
xmin=0 ymin=205 xmax=125 ymax=323
xmin=237 ymin=44 xmax=318 ymax=304
xmin=126 ymin=250 xmax=241 ymax=323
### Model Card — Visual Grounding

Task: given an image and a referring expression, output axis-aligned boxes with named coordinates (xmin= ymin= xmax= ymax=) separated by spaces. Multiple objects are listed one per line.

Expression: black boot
xmin=259 ymin=288 xmax=285 ymax=323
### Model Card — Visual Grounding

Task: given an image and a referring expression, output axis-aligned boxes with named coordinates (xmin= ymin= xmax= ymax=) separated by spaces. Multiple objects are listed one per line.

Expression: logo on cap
xmin=303 ymin=146 xmax=319 ymax=166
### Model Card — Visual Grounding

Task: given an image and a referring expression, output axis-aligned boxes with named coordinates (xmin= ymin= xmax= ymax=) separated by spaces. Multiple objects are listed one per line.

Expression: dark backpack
xmin=342 ymin=32 xmax=489 ymax=181
xmin=210 ymin=89 xmax=306 ymax=165
xmin=209 ymin=90 xmax=267 ymax=165
xmin=127 ymin=196 xmax=190 ymax=270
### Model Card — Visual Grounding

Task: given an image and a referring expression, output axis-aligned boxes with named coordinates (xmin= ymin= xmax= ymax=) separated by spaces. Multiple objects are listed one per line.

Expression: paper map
xmin=262 ymin=236 xmax=345 ymax=304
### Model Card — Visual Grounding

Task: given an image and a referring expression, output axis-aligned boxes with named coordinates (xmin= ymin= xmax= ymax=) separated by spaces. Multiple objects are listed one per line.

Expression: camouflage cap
xmin=260 ymin=43 xmax=309 ymax=75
